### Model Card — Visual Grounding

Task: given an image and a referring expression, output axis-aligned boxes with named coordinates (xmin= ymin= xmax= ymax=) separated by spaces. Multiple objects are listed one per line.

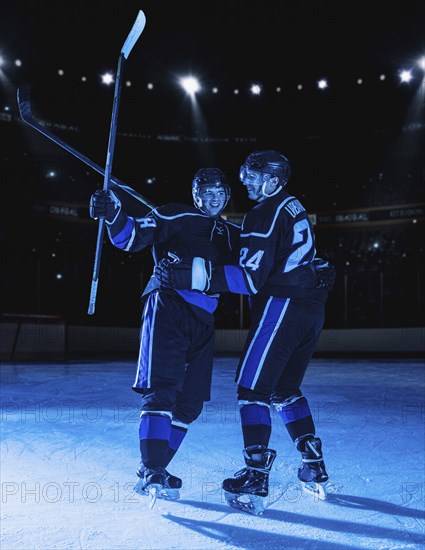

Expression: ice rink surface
xmin=1 ymin=355 xmax=424 ymax=549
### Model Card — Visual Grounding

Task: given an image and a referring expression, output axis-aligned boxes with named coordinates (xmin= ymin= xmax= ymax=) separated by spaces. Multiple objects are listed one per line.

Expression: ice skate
xmin=134 ymin=465 xmax=182 ymax=506
xmin=296 ymin=435 xmax=328 ymax=501
xmin=222 ymin=445 xmax=277 ymax=516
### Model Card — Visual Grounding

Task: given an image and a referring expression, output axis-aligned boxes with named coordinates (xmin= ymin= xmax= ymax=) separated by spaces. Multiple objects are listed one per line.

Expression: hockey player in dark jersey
xmin=89 ymin=168 xmax=240 ymax=505
xmin=154 ymin=150 xmax=336 ymax=514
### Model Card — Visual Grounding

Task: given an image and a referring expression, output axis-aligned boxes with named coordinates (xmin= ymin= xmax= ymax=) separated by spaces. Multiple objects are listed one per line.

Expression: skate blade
xmin=224 ymin=491 xmax=265 ymax=516
xmin=148 ymin=484 xmax=162 ymax=509
xmin=134 ymin=479 xmax=180 ymax=502
xmin=302 ymin=481 xmax=327 ymax=501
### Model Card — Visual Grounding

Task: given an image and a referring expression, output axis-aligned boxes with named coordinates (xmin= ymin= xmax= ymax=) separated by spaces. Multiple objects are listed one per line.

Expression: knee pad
xmin=237 ymin=386 xmax=270 ymax=404
xmin=139 ymin=388 xmax=176 ymax=412
xmin=271 ymin=389 xmax=303 ymax=412
xmin=173 ymin=399 xmax=204 ymax=425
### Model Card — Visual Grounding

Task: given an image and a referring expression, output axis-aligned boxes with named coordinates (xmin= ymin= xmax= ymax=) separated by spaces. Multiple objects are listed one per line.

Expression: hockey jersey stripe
xmin=110 ymin=217 xmax=134 ymax=249
xmin=153 ymin=209 xmax=209 ymax=221
xmin=240 ymin=196 xmax=295 ymax=238
xmin=175 ymin=290 xmax=219 ymax=314
xmin=224 ymin=265 xmax=250 ymax=294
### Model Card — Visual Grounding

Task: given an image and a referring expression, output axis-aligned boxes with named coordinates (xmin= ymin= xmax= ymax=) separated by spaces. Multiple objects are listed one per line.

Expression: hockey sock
xmin=239 ymin=401 xmax=271 ymax=448
xmin=165 ymin=420 xmax=189 ymax=466
xmin=139 ymin=411 xmax=172 ymax=468
xmin=274 ymin=395 xmax=315 ymax=441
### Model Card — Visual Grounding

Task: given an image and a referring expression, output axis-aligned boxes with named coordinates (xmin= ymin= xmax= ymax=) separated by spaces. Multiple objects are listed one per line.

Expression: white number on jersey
xmin=138 ymin=217 xmax=157 ymax=229
xmin=283 ymin=219 xmax=314 ymax=273
xmin=240 ymin=248 xmax=265 ymax=271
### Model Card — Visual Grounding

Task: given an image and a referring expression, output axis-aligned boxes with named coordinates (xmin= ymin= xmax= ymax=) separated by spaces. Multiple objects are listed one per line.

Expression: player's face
xmin=240 ymin=168 xmax=265 ymax=201
xmin=198 ymin=185 xmax=229 ymax=217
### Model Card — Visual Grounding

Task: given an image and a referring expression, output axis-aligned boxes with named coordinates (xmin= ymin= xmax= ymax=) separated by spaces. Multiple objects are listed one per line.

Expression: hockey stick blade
xmin=17 ymin=84 xmax=156 ymax=212
xmin=122 ymin=10 xmax=146 ymax=59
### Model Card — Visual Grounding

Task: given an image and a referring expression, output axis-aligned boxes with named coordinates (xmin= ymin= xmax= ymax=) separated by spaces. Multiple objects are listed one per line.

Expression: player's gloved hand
xmin=89 ymin=189 xmax=122 ymax=224
xmin=154 ymin=253 xmax=212 ymax=292
xmin=313 ymin=258 xmax=336 ymax=289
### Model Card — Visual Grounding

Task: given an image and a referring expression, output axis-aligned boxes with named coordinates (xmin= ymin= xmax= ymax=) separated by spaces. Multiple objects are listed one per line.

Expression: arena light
xmin=101 ymin=72 xmax=114 ymax=85
xmin=317 ymin=79 xmax=328 ymax=90
xmin=419 ymin=57 xmax=425 ymax=70
xmin=250 ymin=83 xmax=262 ymax=95
xmin=179 ymin=76 xmax=201 ymax=96
xmin=399 ymin=70 xmax=412 ymax=83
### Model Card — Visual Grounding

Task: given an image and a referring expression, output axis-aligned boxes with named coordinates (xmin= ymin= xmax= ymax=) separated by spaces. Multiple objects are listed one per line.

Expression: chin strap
xmin=257 ymin=175 xmax=285 ymax=201
xmin=259 ymin=183 xmax=282 ymax=201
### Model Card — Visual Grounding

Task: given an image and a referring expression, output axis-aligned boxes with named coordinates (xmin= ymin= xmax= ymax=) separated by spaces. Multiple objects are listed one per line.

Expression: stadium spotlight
xmin=250 ymin=83 xmax=262 ymax=95
xmin=101 ymin=72 xmax=114 ymax=85
xmin=179 ymin=76 xmax=201 ymax=96
xmin=317 ymin=79 xmax=328 ymax=90
xmin=399 ymin=70 xmax=412 ymax=83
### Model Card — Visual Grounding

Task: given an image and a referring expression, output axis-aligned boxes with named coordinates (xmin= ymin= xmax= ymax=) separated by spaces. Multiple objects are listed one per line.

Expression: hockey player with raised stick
xmin=89 ymin=168 xmax=240 ymax=507
xmin=154 ymin=150 xmax=336 ymax=515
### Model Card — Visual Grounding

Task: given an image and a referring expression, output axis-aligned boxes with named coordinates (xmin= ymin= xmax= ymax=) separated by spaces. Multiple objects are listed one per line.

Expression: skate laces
xmin=301 ymin=440 xmax=324 ymax=463
xmin=234 ymin=465 xmax=270 ymax=476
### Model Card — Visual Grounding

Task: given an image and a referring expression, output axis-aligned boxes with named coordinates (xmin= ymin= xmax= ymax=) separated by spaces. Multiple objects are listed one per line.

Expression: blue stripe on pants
xmin=238 ymin=297 xmax=290 ymax=390
xmin=133 ymin=292 xmax=158 ymax=389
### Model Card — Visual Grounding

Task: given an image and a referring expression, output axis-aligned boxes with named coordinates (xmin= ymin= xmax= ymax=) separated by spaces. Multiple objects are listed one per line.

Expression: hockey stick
xmin=88 ymin=9 xmax=146 ymax=315
xmin=17 ymin=83 xmax=156 ymax=212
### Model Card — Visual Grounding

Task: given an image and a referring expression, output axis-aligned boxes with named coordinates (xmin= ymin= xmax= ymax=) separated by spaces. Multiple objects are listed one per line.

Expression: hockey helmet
xmin=240 ymin=150 xmax=291 ymax=185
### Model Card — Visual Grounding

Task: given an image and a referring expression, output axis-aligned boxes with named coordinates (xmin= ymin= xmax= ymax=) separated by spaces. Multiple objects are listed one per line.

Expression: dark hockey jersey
xmin=106 ymin=202 xmax=240 ymax=319
xmin=212 ymin=190 xmax=328 ymax=301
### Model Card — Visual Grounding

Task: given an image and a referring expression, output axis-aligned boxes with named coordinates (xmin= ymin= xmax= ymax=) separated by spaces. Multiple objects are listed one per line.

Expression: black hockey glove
xmin=154 ymin=254 xmax=213 ymax=292
xmin=89 ymin=189 xmax=122 ymax=224
xmin=313 ymin=258 xmax=336 ymax=290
